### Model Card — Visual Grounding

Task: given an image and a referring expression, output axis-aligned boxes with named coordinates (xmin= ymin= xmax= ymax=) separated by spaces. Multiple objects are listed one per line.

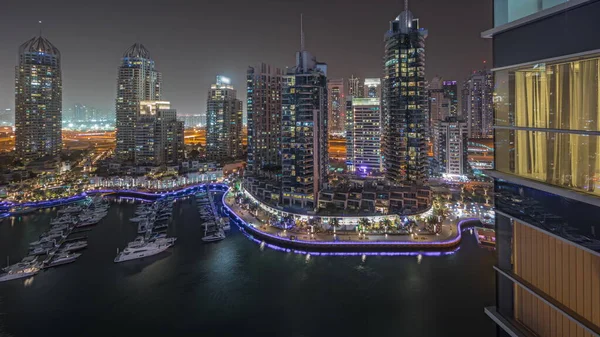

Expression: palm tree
xmin=382 ymin=218 xmax=393 ymax=233
xmin=330 ymin=218 xmax=340 ymax=234
xmin=358 ymin=218 xmax=371 ymax=233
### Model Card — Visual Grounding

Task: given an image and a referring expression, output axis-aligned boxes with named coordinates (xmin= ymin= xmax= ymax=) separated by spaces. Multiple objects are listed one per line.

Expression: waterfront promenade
xmin=223 ymin=192 xmax=479 ymax=251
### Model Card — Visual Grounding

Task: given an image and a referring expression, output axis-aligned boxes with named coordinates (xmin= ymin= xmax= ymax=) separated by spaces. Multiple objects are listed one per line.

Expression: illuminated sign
xmin=217 ymin=75 xmax=231 ymax=85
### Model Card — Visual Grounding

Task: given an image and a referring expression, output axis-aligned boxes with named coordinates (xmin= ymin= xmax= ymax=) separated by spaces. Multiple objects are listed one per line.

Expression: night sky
xmin=0 ymin=0 xmax=492 ymax=118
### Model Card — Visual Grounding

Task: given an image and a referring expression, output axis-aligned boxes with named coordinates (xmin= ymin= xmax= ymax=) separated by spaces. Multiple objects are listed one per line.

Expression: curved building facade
xmin=15 ymin=36 xmax=62 ymax=160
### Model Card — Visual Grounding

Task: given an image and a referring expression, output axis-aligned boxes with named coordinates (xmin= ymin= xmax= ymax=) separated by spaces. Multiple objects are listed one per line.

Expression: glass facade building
xmin=382 ymin=9 xmax=428 ymax=184
xmin=494 ymin=0 xmax=568 ymax=27
xmin=115 ymin=43 xmax=162 ymax=161
xmin=246 ymin=63 xmax=283 ymax=176
xmin=346 ymin=98 xmax=382 ymax=175
xmin=485 ymin=1 xmax=600 ymax=336
xmin=206 ymin=75 xmax=243 ymax=161
xmin=281 ymin=50 xmax=328 ymax=210
xmin=15 ymin=36 xmax=62 ymax=160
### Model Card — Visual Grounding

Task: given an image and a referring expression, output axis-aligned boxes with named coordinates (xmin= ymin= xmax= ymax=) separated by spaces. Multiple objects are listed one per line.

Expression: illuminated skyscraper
xmin=346 ymin=97 xmax=382 ymax=175
xmin=363 ymin=78 xmax=381 ymax=98
xmin=281 ymin=47 xmax=328 ymax=210
xmin=327 ymin=79 xmax=345 ymax=135
xmin=347 ymin=75 xmax=363 ymax=98
xmin=382 ymin=5 xmax=428 ymax=184
xmin=206 ymin=75 xmax=243 ymax=161
xmin=484 ymin=1 xmax=600 ymax=336
xmin=15 ymin=35 xmax=62 ymax=160
xmin=247 ymin=63 xmax=283 ymax=175
xmin=433 ymin=116 xmax=468 ymax=175
xmin=462 ymin=69 xmax=492 ymax=138
xmin=115 ymin=43 xmax=162 ymax=161
xmin=134 ymin=101 xmax=184 ymax=166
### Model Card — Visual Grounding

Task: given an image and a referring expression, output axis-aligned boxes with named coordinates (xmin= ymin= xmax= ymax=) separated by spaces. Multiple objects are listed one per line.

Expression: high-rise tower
xmin=247 ymin=63 xmax=283 ymax=175
xmin=115 ymin=43 xmax=162 ymax=161
xmin=206 ymin=75 xmax=243 ymax=161
xmin=281 ymin=19 xmax=328 ymax=210
xmin=462 ymin=69 xmax=493 ymax=138
xmin=483 ymin=1 xmax=600 ymax=336
xmin=327 ymin=79 xmax=345 ymax=135
xmin=382 ymin=4 xmax=428 ymax=184
xmin=347 ymin=75 xmax=364 ymax=98
xmin=15 ymin=35 xmax=62 ymax=160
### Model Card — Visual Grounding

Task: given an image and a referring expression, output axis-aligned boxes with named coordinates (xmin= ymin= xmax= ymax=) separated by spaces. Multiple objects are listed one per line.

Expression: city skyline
xmin=0 ymin=0 xmax=491 ymax=117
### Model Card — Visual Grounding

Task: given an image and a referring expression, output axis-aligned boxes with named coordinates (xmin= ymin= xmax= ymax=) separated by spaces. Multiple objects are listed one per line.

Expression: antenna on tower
xmin=300 ymin=13 xmax=305 ymax=52
xmin=38 ymin=20 xmax=42 ymax=36
xmin=404 ymin=0 xmax=409 ymax=28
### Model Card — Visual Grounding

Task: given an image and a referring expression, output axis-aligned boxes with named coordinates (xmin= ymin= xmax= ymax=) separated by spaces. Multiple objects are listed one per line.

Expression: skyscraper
xmin=382 ymin=5 xmax=428 ymax=184
xmin=442 ymin=80 xmax=458 ymax=116
xmin=327 ymin=79 xmax=345 ymax=135
xmin=281 ymin=47 xmax=328 ymax=210
xmin=247 ymin=63 xmax=283 ymax=175
xmin=115 ymin=43 xmax=162 ymax=161
xmin=74 ymin=103 xmax=85 ymax=122
xmin=363 ymin=78 xmax=381 ymax=98
xmin=462 ymin=69 xmax=493 ymax=138
xmin=347 ymin=75 xmax=363 ymax=98
xmin=206 ymin=75 xmax=243 ymax=161
xmin=346 ymin=97 xmax=382 ymax=175
xmin=483 ymin=1 xmax=600 ymax=336
xmin=134 ymin=100 xmax=184 ymax=166
xmin=433 ymin=116 xmax=468 ymax=175
xmin=428 ymin=76 xmax=446 ymax=124
xmin=15 ymin=35 xmax=62 ymax=160
xmin=428 ymin=77 xmax=458 ymax=127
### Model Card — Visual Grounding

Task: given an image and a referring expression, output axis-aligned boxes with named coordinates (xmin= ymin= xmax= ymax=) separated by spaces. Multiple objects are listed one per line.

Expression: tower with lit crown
xmin=115 ymin=43 xmax=162 ymax=161
xmin=382 ymin=2 xmax=428 ymax=184
xmin=206 ymin=75 xmax=243 ymax=161
xmin=15 ymin=35 xmax=62 ymax=160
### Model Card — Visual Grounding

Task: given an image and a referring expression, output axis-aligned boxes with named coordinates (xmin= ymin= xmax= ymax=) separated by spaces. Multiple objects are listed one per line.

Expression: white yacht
xmin=202 ymin=229 xmax=226 ymax=242
xmin=58 ymin=205 xmax=82 ymax=214
xmin=129 ymin=215 xmax=149 ymax=222
xmin=44 ymin=252 xmax=81 ymax=268
xmin=51 ymin=216 xmax=77 ymax=226
xmin=114 ymin=241 xmax=171 ymax=263
xmin=0 ymin=263 xmax=39 ymax=282
xmin=61 ymin=241 xmax=88 ymax=252
xmin=137 ymin=220 xmax=152 ymax=234
xmin=76 ymin=216 xmax=102 ymax=228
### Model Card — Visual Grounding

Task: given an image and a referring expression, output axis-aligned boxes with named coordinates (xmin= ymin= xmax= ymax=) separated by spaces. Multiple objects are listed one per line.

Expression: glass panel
xmin=495 ymin=180 xmax=600 ymax=251
xmin=494 ymin=0 xmax=568 ymax=27
xmin=494 ymin=55 xmax=600 ymax=131
xmin=495 ymin=130 xmax=600 ymax=196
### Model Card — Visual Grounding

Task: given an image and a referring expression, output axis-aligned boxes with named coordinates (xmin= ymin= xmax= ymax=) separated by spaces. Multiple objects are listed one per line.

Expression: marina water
xmin=0 ymin=194 xmax=496 ymax=336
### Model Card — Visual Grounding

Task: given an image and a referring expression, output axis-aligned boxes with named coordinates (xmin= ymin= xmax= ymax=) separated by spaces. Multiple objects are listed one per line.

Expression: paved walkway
xmin=225 ymin=194 xmax=464 ymax=244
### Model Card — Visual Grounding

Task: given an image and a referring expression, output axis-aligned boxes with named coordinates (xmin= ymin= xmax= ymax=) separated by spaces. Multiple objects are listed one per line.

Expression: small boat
xmin=138 ymin=220 xmax=152 ymax=234
xmin=130 ymin=215 xmax=149 ymax=222
xmin=43 ymin=252 xmax=81 ymax=268
xmin=60 ymin=241 xmax=88 ymax=252
xmin=29 ymin=247 xmax=50 ymax=256
xmin=202 ymin=229 xmax=226 ymax=242
xmin=0 ymin=260 xmax=39 ymax=282
xmin=58 ymin=205 xmax=82 ymax=214
xmin=76 ymin=217 xmax=102 ymax=228
xmin=51 ymin=216 xmax=77 ymax=226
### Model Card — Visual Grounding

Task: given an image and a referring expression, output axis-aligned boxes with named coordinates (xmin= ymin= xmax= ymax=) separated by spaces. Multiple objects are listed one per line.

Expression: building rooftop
xmin=19 ymin=36 xmax=60 ymax=56
xmin=123 ymin=43 xmax=151 ymax=59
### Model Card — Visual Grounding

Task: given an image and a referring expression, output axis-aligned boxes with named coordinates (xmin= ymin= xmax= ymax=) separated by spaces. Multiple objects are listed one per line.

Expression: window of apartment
xmin=494 ymin=0 xmax=567 ymax=27
xmin=495 ymin=55 xmax=600 ymax=130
